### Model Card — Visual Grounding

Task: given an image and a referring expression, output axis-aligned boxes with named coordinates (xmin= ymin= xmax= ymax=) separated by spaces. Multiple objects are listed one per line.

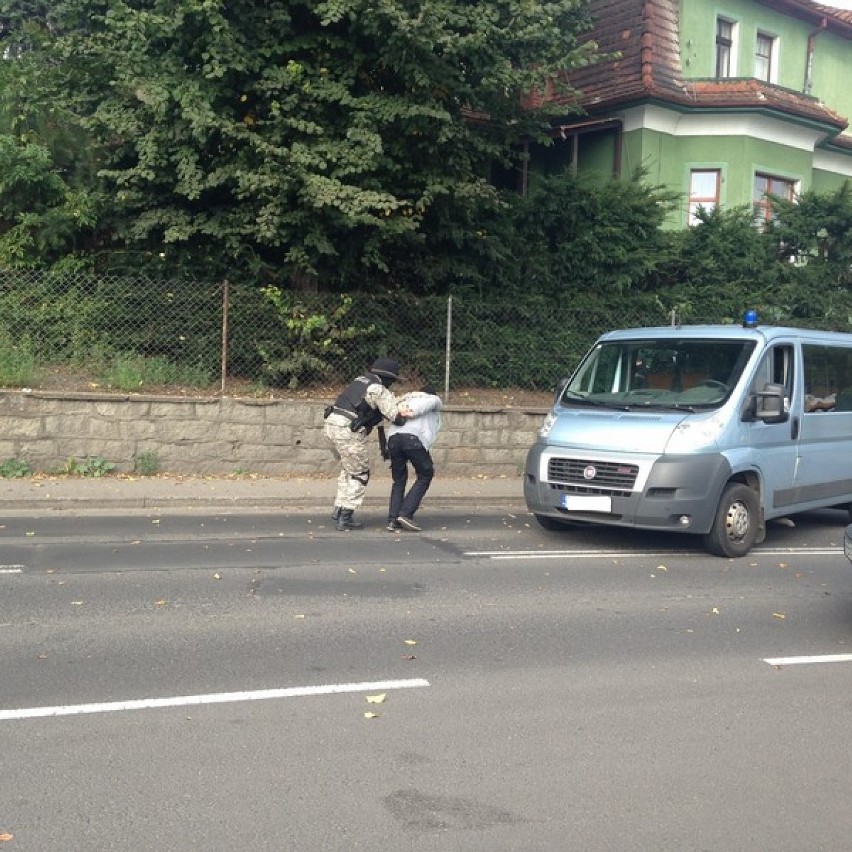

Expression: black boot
xmin=331 ymin=506 xmax=341 ymax=521
xmin=336 ymin=509 xmax=363 ymax=531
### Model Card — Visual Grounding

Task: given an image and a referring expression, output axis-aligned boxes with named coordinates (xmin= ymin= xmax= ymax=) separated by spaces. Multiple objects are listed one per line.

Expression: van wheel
xmin=534 ymin=514 xmax=572 ymax=531
xmin=703 ymin=483 xmax=759 ymax=558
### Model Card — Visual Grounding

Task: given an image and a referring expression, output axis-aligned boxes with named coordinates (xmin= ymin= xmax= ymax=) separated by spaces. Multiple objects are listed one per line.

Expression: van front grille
xmin=547 ymin=458 xmax=639 ymax=491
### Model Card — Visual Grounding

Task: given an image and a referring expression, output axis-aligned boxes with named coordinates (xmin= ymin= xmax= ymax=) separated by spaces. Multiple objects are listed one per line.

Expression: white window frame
xmin=755 ymin=31 xmax=778 ymax=83
xmin=688 ymin=169 xmax=722 ymax=226
xmin=715 ymin=17 xmax=738 ymax=78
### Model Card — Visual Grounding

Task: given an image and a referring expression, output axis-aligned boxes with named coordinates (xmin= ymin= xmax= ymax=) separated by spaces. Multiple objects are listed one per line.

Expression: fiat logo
xmin=583 ymin=465 xmax=597 ymax=480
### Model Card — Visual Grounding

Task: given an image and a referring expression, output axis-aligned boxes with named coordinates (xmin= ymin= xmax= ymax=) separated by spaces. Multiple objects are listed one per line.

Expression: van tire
xmin=534 ymin=514 xmax=572 ymax=531
xmin=703 ymin=482 xmax=759 ymax=558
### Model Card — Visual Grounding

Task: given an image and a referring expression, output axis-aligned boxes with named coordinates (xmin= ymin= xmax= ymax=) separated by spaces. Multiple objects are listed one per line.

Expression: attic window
xmin=755 ymin=32 xmax=777 ymax=82
xmin=716 ymin=18 xmax=736 ymax=78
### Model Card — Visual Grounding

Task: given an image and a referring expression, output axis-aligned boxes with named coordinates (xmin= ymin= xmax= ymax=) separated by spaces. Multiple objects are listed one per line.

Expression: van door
xmin=794 ymin=343 xmax=852 ymax=510
xmin=747 ymin=343 xmax=799 ymax=517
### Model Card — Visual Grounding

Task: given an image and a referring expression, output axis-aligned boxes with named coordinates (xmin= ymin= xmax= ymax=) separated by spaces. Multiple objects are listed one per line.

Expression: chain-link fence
xmin=0 ymin=268 xmax=849 ymax=398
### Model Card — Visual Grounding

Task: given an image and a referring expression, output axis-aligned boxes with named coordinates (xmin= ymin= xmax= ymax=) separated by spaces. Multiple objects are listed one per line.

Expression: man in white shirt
xmin=385 ymin=384 xmax=443 ymax=532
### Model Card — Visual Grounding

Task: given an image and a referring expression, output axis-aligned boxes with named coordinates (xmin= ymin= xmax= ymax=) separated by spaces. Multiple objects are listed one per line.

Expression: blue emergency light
xmin=742 ymin=309 xmax=759 ymax=328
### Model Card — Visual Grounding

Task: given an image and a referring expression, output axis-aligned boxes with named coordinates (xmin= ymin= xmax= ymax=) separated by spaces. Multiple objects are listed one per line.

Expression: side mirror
xmin=754 ymin=382 xmax=788 ymax=424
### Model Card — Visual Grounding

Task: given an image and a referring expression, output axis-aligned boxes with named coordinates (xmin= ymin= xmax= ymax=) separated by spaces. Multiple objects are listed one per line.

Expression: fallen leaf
xmin=0 ymin=832 xmax=13 ymax=841
xmin=366 ymin=693 xmax=386 ymax=704
xmin=155 ymin=599 xmax=167 ymax=606
xmin=364 ymin=712 xmax=380 ymax=719
xmin=400 ymin=654 xmax=417 ymax=661
xmin=772 ymin=612 xmax=786 ymax=620
xmin=404 ymin=639 xmax=417 ymax=646
xmin=347 ymin=568 xmax=357 ymax=574
xmin=213 ymin=573 xmax=221 ymax=580
xmin=711 ymin=607 xmax=720 ymax=615
xmin=71 ymin=601 xmax=83 ymax=606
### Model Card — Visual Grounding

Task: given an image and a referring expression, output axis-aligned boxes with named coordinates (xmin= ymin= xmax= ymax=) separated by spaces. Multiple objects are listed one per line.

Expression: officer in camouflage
xmin=324 ymin=357 xmax=410 ymax=531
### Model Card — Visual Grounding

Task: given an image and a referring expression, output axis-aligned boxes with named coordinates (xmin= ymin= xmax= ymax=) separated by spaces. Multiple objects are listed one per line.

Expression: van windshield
xmin=561 ymin=338 xmax=756 ymax=410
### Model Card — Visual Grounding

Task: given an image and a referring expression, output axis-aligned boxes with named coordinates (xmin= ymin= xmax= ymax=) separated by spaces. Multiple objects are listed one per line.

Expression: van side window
xmin=751 ymin=344 xmax=794 ymax=402
xmin=803 ymin=344 xmax=852 ymax=412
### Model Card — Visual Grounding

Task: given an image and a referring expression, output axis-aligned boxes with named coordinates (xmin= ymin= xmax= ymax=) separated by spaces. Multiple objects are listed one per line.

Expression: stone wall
xmin=0 ymin=390 xmax=549 ymax=477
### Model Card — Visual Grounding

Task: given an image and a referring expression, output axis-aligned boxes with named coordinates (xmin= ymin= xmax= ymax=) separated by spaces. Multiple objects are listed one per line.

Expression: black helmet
xmin=370 ymin=357 xmax=401 ymax=381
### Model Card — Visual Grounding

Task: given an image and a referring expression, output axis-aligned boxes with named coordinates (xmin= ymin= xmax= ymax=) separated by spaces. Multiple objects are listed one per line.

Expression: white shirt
xmin=387 ymin=391 xmax=443 ymax=450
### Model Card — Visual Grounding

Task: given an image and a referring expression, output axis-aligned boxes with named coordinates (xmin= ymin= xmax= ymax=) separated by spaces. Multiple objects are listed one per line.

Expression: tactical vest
xmin=333 ymin=372 xmax=385 ymax=432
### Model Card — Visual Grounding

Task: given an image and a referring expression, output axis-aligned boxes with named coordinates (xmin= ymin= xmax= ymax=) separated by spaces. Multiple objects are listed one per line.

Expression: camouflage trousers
xmin=324 ymin=415 xmax=372 ymax=509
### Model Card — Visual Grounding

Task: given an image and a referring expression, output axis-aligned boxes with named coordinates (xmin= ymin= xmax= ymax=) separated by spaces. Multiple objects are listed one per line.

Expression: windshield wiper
xmin=623 ymin=402 xmax=697 ymax=413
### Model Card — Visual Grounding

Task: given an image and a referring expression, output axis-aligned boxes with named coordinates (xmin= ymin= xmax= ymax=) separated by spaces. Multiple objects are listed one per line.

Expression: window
xmin=755 ymin=32 xmax=776 ymax=82
xmin=753 ymin=173 xmax=795 ymax=225
xmin=803 ymin=345 xmax=852 ymax=413
xmin=716 ymin=18 xmax=735 ymax=77
xmin=688 ymin=169 xmax=721 ymax=226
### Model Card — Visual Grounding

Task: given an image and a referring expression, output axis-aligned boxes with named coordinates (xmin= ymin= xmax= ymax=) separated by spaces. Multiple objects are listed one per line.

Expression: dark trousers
xmin=388 ymin=433 xmax=434 ymax=521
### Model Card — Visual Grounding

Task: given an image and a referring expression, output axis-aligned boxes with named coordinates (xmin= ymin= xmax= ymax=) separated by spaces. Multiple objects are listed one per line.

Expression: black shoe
xmin=396 ymin=516 xmax=421 ymax=532
xmin=336 ymin=509 xmax=363 ymax=531
xmin=386 ymin=520 xmax=400 ymax=532
xmin=331 ymin=506 xmax=341 ymax=521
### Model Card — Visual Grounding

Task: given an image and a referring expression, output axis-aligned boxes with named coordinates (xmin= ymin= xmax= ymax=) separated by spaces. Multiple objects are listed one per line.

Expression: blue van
xmin=523 ymin=315 xmax=852 ymax=557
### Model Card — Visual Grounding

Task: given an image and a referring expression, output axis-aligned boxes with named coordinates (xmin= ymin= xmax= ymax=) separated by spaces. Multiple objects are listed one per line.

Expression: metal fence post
xmin=444 ymin=295 xmax=452 ymax=403
xmin=221 ymin=278 xmax=229 ymax=394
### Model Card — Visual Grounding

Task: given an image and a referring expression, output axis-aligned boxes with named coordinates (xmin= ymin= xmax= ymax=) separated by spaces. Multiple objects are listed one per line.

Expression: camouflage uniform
xmin=324 ymin=358 xmax=405 ymax=529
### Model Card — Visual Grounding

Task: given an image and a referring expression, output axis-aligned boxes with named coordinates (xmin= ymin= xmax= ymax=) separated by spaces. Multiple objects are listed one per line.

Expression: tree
xmin=0 ymin=0 xmax=600 ymax=287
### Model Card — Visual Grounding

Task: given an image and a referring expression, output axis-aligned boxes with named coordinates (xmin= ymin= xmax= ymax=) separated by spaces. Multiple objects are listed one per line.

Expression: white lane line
xmin=764 ymin=654 xmax=852 ymax=667
xmin=0 ymin=678 xmax=430 ymax=722
xmin=465 ymin=547 xmax=842 ymax=560
xmin=0 ymin=566 xmax=24 ymax=573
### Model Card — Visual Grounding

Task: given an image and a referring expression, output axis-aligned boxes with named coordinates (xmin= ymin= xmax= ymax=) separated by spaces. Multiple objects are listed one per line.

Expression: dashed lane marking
xmin=0 ymin=566 xmax=24 ymax=573
xmin=0 ymin=678 xmax=431 ymax=722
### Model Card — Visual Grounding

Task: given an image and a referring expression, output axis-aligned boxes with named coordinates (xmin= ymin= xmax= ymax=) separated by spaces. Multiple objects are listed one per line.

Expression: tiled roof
xmin=549 ymin=0 xmax=849 ymax=134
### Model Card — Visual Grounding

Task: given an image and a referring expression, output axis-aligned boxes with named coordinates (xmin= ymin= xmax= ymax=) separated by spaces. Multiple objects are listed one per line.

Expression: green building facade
xmin=539 ymin=0 xmax=852 ymax=227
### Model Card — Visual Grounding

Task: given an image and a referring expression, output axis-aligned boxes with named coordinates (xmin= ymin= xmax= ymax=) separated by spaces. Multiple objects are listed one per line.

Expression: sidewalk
xmin=0 ymin=473 xmax=527 ymax=514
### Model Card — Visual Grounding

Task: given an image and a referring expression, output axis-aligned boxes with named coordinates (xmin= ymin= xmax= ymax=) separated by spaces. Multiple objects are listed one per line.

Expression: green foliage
xmin=0 ymin=457 xmax=32 ymax=478
xmin=0 ymin=336 xmax=36 ymax=386
xmin=98 ymin=352 xmax=211 ymax=392
xmin=62 ymin=456 xmax=116 ymax=477
xmin=134 ymin=450 xmax=159 ymax=476
xmin=255 ymin=290 xmax=373 ymax=387
xmin=0 ymin=0 xmax=600 ymax=284
xmin=513 ymin=169 xmax=678 ymax=298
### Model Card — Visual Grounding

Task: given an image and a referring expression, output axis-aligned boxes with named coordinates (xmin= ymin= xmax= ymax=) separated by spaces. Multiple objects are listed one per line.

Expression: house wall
xmin=679 ymin=0 xmax=809 ymax=87
xmin=621 ymin=123 xmax=813 ymax=225
xmin=811 ymin=29 xmax=852 ymax=127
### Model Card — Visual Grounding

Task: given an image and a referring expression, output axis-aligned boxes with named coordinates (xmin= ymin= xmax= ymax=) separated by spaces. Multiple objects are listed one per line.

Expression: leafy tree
xmin=510 ymin=169 xmax=678 ymax=299
xmin=0 ymin=0 xmax=600 ymax=287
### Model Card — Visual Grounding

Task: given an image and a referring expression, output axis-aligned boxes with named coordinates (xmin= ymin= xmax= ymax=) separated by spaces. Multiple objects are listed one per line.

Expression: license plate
xmin=561 ymin=494 xmax=612 ymax=513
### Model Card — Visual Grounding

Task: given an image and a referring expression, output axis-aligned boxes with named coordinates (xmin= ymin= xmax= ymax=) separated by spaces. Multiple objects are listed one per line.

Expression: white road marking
xmin=0 ymin=678 xmax=430 ymax=722
xmin=465 ymin=546 xmax=842 ymax=560
xmin=0 ymin=566 xmax=24 ymax=573
xmin=763 ymin=654 xmax=852 ymax=667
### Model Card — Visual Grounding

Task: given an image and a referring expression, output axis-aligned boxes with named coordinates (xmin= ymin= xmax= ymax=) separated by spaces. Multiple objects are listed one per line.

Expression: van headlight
xmin=539 ymin=412 xmax=557 ymax=438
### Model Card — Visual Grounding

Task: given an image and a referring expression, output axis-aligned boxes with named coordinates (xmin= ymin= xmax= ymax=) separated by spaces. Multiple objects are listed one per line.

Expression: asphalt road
xmin=2 ymin=506 xmax=852 ymax=851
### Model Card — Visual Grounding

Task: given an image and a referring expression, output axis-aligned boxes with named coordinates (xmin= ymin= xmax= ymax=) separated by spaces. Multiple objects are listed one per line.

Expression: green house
xmin=533 ymin=0 xmax=852 ymax=227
